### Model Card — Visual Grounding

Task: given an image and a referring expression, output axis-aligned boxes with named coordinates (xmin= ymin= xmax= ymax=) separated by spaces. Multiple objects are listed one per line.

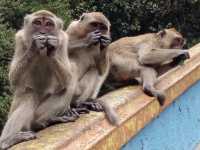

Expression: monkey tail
xmin=99 ymin=100 xmax=120 ymax=126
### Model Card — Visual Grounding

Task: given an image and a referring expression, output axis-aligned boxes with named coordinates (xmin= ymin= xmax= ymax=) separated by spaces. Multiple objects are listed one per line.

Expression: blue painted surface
xmin=121 ymin=81 xmax=200 ymax=150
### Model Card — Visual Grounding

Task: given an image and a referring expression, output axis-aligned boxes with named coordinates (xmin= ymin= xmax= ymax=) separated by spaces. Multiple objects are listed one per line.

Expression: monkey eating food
xmin=0 ymin=10 xmax=78 ymax=149
xmin=66 ymin=12 xmax=119 ymax=125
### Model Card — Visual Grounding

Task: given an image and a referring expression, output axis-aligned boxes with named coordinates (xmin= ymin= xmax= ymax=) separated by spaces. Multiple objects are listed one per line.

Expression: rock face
xmin=11 ymin=43 xmax=200 ymax=150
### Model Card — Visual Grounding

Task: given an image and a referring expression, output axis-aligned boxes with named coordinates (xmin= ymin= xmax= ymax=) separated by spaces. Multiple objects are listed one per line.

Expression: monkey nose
xmin=39 ymin=31 xmax=46 ymax=35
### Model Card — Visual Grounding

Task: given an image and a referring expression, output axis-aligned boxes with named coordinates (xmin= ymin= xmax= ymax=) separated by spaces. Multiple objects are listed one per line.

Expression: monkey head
xmin=157 ymin=28 xmax=186 ymax=49
xmin=24 ymin=10 xmax=63 ymax=36
xmin=23 ymin=10 xmax=64 ymax=56
xmin=79 ymin=12 xmax=111 ymax=35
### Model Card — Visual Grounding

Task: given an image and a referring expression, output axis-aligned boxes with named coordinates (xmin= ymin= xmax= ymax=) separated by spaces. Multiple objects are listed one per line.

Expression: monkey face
xmin=31 ymin=17 xmax=56 ymax=35
xmin=79 ymin=12 xmax=110 ymax=34
xmin=89 ymin=21 xmax=108 ymax=33
xmin=157 ymin=28 xmax=186 ymax=49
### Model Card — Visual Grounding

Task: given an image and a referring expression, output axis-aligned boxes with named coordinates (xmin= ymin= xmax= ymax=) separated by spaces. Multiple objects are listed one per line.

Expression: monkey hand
xmin=46 ymin=35 xmax=59 ymax=57
xmin=171 ymin=50 xmax=190 ymax=66
xmin=86 ymin=30 xmax=101 ymax=47
xmin=100 ymin=35 xmax=111 ymax=49
xmin=74 ymin=98 xmax=104 ymax=112
xmin=32 ymin=34 xmax=47 ymax=51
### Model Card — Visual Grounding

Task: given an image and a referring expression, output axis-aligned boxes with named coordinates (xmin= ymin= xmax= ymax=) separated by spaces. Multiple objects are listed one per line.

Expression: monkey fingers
xmin=65 ymin=108 xmax=80 ymax=118
xmin=46 ymin=36 xmax=59 ymax=57
xmin=80 ymin=98 xmax=104 ymax=112
xmin=47 ymin=35 xmax=59 ymax=48
xmin=143 ymin=86 xmax=165 ymax=106
xmin=87 ymin=30 xmax=102 ymax=46
xmin=171 ymin=51 xmax=190 ymax=66
xmin=100 ymin=36 xmax=111 ymax=48
xmin=73 ymin=107 xmax=90 ymax=114
xmin=32 ymin=34 xmax=47 ymax=50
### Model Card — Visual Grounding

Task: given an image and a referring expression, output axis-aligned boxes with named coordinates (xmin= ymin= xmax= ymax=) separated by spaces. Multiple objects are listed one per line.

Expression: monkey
xmin=107 ymin=28 xmax=190 ymax=106
xmin=0 ymin=10 xmax=79 ymax=149
xmin=66 ymin=12 xmax=119 ymax=125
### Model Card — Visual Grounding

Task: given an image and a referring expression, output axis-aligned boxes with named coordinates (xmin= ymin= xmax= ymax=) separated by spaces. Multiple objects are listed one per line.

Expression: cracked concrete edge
xmin=11 ymin=43 xmax=200 ymax=150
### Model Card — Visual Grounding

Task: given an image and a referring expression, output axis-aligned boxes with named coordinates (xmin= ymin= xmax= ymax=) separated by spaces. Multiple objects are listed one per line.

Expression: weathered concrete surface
xmin=11 ymin=43 xmax=200 ymax=150
xmin=122 ymin=80 xmax=200 ymax=150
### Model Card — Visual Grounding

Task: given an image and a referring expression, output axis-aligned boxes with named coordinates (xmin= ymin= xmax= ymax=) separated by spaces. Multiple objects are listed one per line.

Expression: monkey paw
xmin=143 ymin=85 xmax=165 ymax=106
xmin=0 ymin=131 xmax=36 ymax=150
xmin=87 ymin=30 xmax=102 ymax=47
xmin=32 ymin=34 xmax=47 ymax=50
xmin=100 ymin=35 xmax=111 ymax=49
xmin=46 ymin=35 xmax=58 ymax=57
xmin=79 ymin=98 xmax=104 ymax=112
xmin=172 ymin=51 xmax=190 ymax=66
xmin=65 ymin=108 xmax=81 ymax=118
xmin=156 ymin=93 xmax=165 ymax=106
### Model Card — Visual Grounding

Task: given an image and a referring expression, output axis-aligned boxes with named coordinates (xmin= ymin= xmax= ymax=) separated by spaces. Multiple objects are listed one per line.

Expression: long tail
xmin=99 ymin=100 xmax=120 ymax=126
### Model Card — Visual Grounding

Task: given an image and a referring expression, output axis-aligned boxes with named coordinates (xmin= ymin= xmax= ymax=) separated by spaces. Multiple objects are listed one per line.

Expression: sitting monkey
xmin=0 ymin=10 xmax=78 ymax=149
xmin=66 ymin=12 xmax=119 ymax=125
xmin=107 ymin=28 xmax=190 ymax=105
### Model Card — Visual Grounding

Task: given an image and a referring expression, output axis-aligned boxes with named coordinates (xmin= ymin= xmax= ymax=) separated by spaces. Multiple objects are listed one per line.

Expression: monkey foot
xmin=65 ymin=108 xmax=81 ymax=118
xmin=49 ymin=115 xmax=78 ymax=124
xmin=171 ymin=52 xmax=190 ymax=66
xmin=0 ymin=131 xmax=36 ymax=150
xmin=143 ymin=86 xmax=165 ymax=106
xmin=73 ymin=107 xmax=90 ymax=114
xmin=156 ymin=94 xmax=165 ymax=106
xmin=76 ymin=99 xmax=104 ymax=112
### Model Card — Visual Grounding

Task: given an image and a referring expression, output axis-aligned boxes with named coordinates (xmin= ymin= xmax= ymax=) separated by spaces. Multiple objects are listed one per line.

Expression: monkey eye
xmin=33 ymin=20 xmax=42 ymax=26
xmin=90 ymin=22 xmax=98 ymax=28
xmin=100 ymin=24 xmax=108 ymax=31
xmin=46 ymin=21 xmax=54 ymax=27
xmin=173 ymin=37 xmax=184 ymax=46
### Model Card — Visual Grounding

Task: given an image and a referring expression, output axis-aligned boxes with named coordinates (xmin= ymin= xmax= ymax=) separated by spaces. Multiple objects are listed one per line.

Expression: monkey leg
xmin=139 ymin=48 xmax=190 ymax=65
xmin=0 ymin=131 xmax=36 ymax=150
xmin=34 ymin=89 xmax=77 ymax=130
xmin=140 ymin=67 xmax=165 ymax=106
xmin=72 ymin=68 xmax=98 ymax=106
xmin=0 ymin=93 xmax=36 ymax=149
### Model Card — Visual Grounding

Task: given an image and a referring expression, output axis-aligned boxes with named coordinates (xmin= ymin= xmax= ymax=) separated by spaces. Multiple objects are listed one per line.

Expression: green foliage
xmin=0 ymin=0 xmax=71 ymax=29
xmin=0 ymin=23 xmax=14 ymax=131
xmin=69 ymin=0 xmax=200 ymax=46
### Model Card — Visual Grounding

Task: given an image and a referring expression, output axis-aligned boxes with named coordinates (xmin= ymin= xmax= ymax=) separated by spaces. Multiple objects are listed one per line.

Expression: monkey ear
xmin=157 ymin=30 xmax=166 ymax=38
xmin=56 ymin=17 xmax=64 ymax=29
xmin=79 ymin=13 xmax=87 ymax=21
xmin=24 ymin=14 xmax=31 ymax=26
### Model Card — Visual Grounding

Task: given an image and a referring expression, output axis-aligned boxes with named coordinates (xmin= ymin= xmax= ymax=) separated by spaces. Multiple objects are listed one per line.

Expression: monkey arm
xmin=68 ymin=30 xmax=101 ymax=51
xmin=68 ymin=39 xmax=89 ymax=50
xmin=9 ymin=36 xmax=36 ymax=90
xmin=138 ymin=48 xmax=189 ymax=65
xmin=49 ymin=57 xmax=72 ymax=87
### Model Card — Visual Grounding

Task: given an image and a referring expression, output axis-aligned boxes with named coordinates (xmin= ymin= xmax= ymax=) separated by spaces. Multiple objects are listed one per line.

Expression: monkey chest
xmin=25 ymin=58 xmax=61 ymax=95
xmin=70 ymin=51 xmax=96 ymax=78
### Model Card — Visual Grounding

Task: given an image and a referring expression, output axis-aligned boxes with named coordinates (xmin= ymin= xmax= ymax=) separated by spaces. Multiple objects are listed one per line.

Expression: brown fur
xmin=107 ymin=28 xmax=189 ymax=105
xmin=0 ymin=10 xmax=76 ymax=149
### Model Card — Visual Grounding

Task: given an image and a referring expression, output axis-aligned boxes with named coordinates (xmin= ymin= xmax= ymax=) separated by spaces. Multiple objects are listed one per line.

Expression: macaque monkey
xmin=107 ymin=28 xmax=190 ymax=106
xmin=0 ymin=10 xmax=78 ymax=149
xmin=66 ymin=12 xmax=119 ymax=125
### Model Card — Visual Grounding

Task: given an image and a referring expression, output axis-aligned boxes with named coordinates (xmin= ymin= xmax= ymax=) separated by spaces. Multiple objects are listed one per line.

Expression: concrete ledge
xmin=11 ymin=43 xmax=200 ymax=150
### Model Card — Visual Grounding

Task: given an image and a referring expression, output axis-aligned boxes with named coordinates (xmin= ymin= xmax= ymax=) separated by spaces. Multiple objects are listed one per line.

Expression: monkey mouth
xmin=171 ymin=43 xmax=184 ymax=49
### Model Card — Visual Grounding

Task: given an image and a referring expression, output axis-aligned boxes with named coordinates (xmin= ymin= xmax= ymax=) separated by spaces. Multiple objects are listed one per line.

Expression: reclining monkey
xmin=107 ymin=28 xmax=190 ymax=105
